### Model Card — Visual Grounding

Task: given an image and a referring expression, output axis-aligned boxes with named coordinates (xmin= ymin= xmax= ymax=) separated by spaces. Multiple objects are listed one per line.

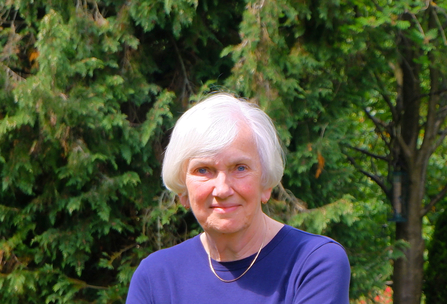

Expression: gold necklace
xmin=207 ymin=222 xmax=267 ymax=283
xmin=207 ymin=239 xmax=264 ymax=283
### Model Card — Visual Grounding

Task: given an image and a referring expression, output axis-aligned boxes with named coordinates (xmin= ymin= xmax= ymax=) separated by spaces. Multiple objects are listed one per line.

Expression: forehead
xmin=188 ymin=127 xmax=259 ymax=165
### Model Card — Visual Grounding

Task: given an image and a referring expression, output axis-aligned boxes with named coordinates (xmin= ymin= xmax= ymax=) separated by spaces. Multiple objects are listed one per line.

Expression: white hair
xmin=162 ymin=93 xmax=285 ymax=195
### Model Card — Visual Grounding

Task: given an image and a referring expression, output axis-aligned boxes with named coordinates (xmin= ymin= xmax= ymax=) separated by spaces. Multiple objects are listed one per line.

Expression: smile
xmin=210 ymin=205 xmax=240 ymax=213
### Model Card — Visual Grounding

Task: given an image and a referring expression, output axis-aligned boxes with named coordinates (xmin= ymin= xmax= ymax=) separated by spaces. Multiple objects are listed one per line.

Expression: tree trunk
xmin=393 ymin=12 xmax=424 ymax=303
xmin=393 ymin=175 xmax=424 ymax=304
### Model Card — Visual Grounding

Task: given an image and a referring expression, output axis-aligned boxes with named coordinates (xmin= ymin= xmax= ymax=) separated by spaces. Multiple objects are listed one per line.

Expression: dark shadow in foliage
xmin=424 ymin=209 xmax=447 ymax=304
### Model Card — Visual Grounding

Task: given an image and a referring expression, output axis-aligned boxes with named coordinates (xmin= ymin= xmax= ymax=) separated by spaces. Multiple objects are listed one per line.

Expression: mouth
xmin=210 ymin=205 xmax=240 ymax=213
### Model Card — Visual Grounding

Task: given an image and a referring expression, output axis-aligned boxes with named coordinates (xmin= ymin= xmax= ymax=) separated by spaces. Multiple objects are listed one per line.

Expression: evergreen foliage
xmin=0 ymin=1 xmax=181 ymax=303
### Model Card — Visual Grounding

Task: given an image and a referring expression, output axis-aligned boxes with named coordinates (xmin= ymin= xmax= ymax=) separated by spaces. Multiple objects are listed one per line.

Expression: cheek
xmin=186 ymin=181 xmax=213 ymax=204
xmin=236 ymin=183 xmax=259 ymax=199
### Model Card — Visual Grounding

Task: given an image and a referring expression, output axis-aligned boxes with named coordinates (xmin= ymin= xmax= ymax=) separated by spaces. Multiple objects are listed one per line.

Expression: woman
xmin=127 ymin=93 xmax=350 ymax=303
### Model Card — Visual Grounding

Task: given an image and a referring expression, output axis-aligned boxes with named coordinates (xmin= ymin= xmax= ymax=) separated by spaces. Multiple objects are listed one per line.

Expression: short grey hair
xmin=162 ymin=93 xmax=285 ymax=195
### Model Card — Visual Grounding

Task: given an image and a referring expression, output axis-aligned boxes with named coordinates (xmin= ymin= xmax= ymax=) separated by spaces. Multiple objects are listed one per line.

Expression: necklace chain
xmin=207 ymin=238 xmax=264 ymax=283
xmin=207 ymin=220 xmax=267 ymax=283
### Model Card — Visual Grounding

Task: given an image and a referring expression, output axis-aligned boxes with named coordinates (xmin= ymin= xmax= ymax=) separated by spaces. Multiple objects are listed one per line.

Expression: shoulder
xmin=126 ymin=236 xmax=202 ymax=303
xmin=279 ymin=225 xmax=345 ymax=251
xmin=279 ymin=226 xmax=350 ymax=303
xmin=138 ymin=235 xmax=201 ymax=270
xmin=282 ymin=225 xmax=349 ymax=266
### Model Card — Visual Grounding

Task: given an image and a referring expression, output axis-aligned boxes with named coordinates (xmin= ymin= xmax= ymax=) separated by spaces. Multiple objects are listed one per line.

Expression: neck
xmin=201 ymin=215 xmax=283 ymax=262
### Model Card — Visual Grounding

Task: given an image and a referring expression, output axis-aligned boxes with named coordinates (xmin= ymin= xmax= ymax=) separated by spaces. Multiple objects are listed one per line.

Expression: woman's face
xmin=179 ymin=126 xmax=272 ymax=236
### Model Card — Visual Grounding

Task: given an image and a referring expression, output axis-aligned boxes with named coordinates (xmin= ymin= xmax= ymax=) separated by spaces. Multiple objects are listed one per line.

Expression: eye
xmin=236 ymin=165 xmax=247 ymax=172
xmin=197 ymin=168 xmax=208 ymax=174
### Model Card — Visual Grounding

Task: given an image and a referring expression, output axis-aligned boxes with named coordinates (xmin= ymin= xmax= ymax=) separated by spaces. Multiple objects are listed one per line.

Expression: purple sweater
xmin=126 ymin=225 xmax=350 ymax=303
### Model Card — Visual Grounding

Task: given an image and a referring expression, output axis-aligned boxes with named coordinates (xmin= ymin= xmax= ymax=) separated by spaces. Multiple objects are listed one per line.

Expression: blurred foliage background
xmin=1 ymin=0 xmax=446 ymax=303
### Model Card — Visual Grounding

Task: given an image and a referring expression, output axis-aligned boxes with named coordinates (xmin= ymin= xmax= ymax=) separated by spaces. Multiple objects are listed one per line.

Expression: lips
xmin=210 ymin=205 xmax=240 ymax=213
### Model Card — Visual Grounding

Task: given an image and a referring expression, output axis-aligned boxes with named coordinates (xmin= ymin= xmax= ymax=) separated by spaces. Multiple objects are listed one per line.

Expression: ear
xmin=261 ymin=188 xmax=272 ymax=204
xmin=178 ymin=194 xmax=190 ymax=209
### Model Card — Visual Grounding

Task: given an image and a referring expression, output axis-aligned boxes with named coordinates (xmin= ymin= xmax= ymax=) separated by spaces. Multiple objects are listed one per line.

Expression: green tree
xmin=326 ymin=1 xmax=447 ymax=303
xmin=0 ymin=0 xmax=203 ymax=302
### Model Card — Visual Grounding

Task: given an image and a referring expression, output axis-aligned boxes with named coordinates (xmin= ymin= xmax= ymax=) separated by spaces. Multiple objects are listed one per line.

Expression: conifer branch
xmin=0 ymin=62 xmax=25 ymax=86
xmin=108 ymin=243 xmax=136 ymax=264
xmin=171 ymin=37 xmax=194 ymax=102
xmin=67 ymin=277 xmax=109 ymax=290
xmin=276 ymin=183 xmax=307 ymax=212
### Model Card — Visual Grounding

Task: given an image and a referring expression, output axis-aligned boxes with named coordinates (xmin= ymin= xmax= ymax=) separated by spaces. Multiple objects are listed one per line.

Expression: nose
xmin=212 ymin=171 xmax=234 ymax=199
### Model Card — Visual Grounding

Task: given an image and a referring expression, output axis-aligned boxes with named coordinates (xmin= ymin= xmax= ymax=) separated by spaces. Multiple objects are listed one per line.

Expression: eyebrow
xmin=187 ymin=159 xmax=211 ymax=167
xmin=188 ymin=156 xmax=254 ymax=168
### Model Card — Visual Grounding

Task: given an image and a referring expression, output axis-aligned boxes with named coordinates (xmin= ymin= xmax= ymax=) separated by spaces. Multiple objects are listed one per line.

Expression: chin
xmin=205 ymin=220 xmax=247 ymax=235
